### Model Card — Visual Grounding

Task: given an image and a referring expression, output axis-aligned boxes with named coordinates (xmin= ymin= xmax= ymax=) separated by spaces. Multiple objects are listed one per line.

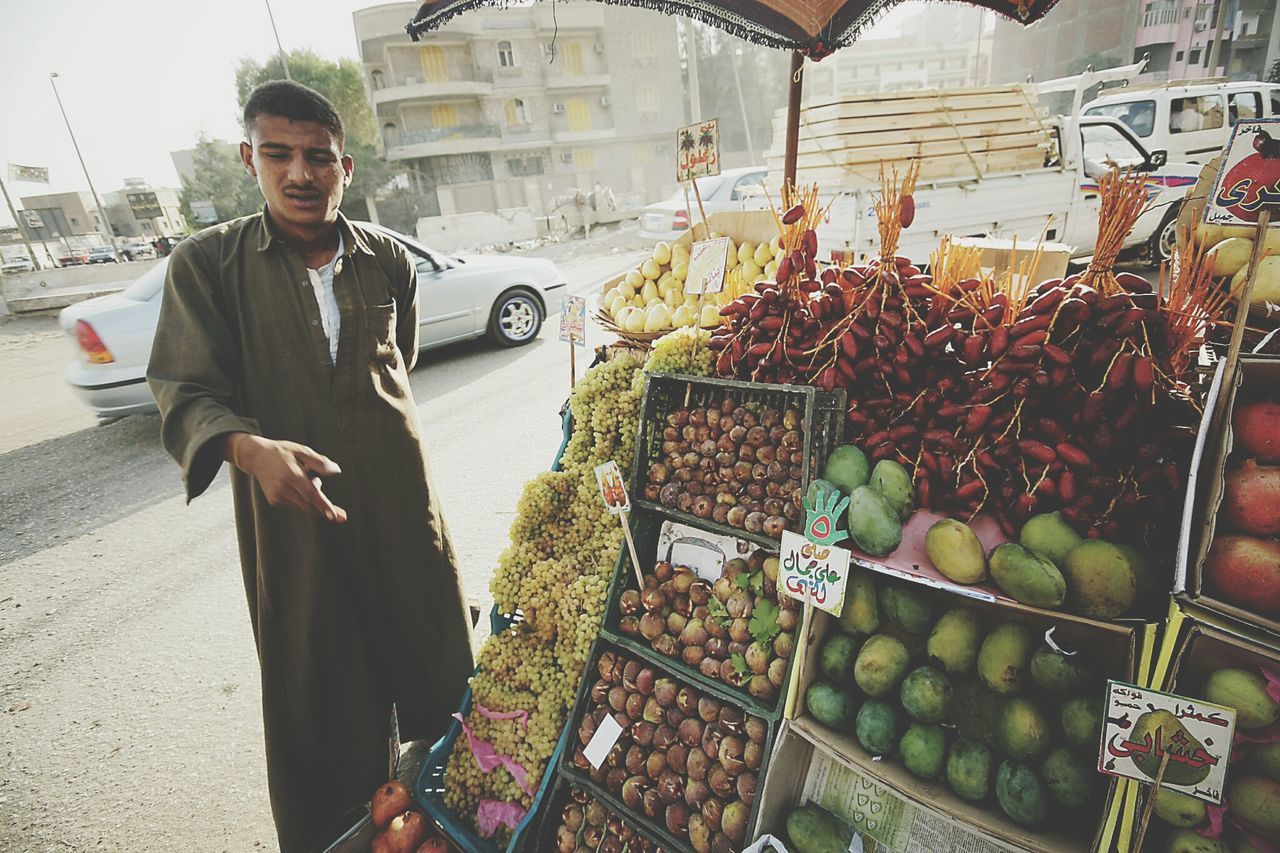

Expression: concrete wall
xmin=0 ymin=259 xmax=160 ymax=303
xmin=415 ymin=208 xmax=538 ymax=251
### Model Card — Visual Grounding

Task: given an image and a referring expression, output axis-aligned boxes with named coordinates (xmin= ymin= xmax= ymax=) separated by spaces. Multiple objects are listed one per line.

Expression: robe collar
xmin=256 ymin=205 xmax=375 ymax=258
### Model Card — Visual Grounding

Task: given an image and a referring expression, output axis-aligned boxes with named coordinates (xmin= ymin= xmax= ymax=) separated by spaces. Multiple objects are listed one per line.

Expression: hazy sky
xmin=0 ymin=0 xmax=923 ymax=229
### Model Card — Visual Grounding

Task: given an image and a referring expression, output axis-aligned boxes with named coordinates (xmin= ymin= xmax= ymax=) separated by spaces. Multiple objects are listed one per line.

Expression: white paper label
xmin=583 ymin=713 xmax=625 ymax=770
xmin=778 ymin=529 xmax=852 ymax=615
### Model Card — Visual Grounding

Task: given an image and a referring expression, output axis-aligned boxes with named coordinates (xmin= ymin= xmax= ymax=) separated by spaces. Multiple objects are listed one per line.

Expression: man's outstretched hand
xmin=224 ymin=433 xmax=348 ymax=523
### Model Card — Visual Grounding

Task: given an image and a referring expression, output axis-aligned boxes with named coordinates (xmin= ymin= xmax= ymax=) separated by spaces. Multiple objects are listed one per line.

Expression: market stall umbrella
xmin=406 ymin=0 xmax=1062 ymax=182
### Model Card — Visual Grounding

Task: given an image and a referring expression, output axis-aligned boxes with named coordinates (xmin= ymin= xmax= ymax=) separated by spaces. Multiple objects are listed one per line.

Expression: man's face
xmin=241 ymin=114 xmax=353 ymax=231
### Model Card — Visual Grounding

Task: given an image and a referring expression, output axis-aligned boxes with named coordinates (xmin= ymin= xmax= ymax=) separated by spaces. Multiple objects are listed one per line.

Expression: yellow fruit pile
xmin=603 ymin=234 xmax=785 ymax=334
xmin=1195 ymin=222 xmax=1280 ymax=307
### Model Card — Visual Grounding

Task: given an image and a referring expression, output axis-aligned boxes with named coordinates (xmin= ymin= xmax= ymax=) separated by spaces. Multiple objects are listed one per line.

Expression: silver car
xmin=637 ymin=167 xmax=768 ymax=241
xmin=59 ymin=222 xmax=567 ymax=421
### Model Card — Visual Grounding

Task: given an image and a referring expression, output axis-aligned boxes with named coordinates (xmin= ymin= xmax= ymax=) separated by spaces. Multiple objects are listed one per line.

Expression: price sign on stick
xmin=595 ymin=461 xmax=645 ymax=590
xmin=676 ymin=119 xmax=721 ymax=183
xmin=1098 ymin=681 xmax=1237 ymax=804
xmin=686 ymin=237 xmax=731 ymax=296
xmin=559 ymin=295 xmax=586 ymax=346
xmin=778 ymin=529 xmax=852 ymax=616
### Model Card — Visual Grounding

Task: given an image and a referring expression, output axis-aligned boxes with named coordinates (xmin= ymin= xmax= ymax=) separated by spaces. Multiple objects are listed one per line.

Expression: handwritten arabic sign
xmin=1099 ymin=680 xmax=1237 ymax=804
xmin=559 ymin=294 xmax=586 ymax=347
xmin=779 ymin=529 xmax=851 ymax=615
xmin=1204 ymin=118 xmax=1280 ymax=228
xmin=677 ymin=119 xmax=720 ymax=183
xmin=594 ymin=461 xmax=630 ymax=516
xmin=685 ymin=237 xmax=731 ymax=296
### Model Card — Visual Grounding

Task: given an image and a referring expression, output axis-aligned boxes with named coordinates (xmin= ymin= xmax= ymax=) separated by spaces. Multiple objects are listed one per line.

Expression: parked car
xmin=1084 ymin=80 xmax=1280 ymax=165
xmin=637 ymin=166 xmax=768 ymax=241
xmin=87 ymin=246 xmax=118 ymax=264
xmin=1 ymin=256 xmax=35 ymax=274
xmin=57 ymin=248 xmax=90 ymax=266
xmin=59 ymin=222 xmax=567 ymax=421
xmin=122 ymin=242 xmax=156 ymax=261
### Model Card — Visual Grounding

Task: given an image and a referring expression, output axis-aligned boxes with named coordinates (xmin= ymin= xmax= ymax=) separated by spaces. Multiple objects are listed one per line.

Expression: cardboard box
xmin=1181 ymin=356 xmax=1280 ymax=638
xmin=949 ymin=237 xmax=1073 ymax=286
xmin=783 ymin=584 xmax=1139 ymax=852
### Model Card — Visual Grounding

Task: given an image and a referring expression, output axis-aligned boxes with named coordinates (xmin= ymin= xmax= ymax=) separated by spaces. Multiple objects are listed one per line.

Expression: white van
xmin=1083 ymin=79 xmax=1280 ymax=165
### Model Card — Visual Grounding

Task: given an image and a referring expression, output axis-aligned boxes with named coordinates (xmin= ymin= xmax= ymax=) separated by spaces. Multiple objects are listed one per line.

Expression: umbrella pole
xmin=783 ymin=51 xmax=804 ymax=189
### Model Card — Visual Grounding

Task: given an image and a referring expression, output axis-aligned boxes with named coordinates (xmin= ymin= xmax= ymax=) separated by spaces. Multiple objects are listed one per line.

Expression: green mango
xmin=1128 ymin=709 xmax=1212 ymax=787
xmin=1251 ymin=740 xmax=1280 ymax=782
xmin=899 ymin=723 xmax=946 ymax=779
xmin=995 ymin=760 xmax=1048 ymax=826
xmin=806 ymin=478 xmax=843 ymax=512
xmin=900 ymin=666 xmax=952 ymax=723
xmin=1019 ymin=511 xmax=1082 ymax=566
xmin=925 ymin=519 xmax=987 ymax=584
xmin=806 ymin=682 xmax=859 ymax=730
xmin=1062 ymin=540 xmax=1137 ymax=619
xmin=819 ymin=633 xmax=861 ymax=683
xmin=870 ymin=459 xmax=914 ymax=520
xmin=838 ymin=569 xmax=880 ymax=635
xmin=1227 ymin=774 xmax=1280 ymax=835
xmin=951 ymin=679 xmax=1009 ymax=747
xmin=848 ymin=486 xmax=903 ymax=557
xmin=856 ymin=699 xmax=900 ymax=755
xmin=786 ymin=805 xmax=854 ymax=853
xmin=1164 ymin=829 xmax=1229 ymax=853
xmin=823 ymin=445 xmax=869 ymax=494
xmin=879 ymin=581 xmax=936 ymax=634
xmin=1153 ymin=787 xmax=1207 ymax=828
xmin=977 ymin=621 xmax=1035 ymax=695
xmin=1061 ymin=696 xmax=1104 ymax=754
xmin=1030 ymin=645 xmax=1093 ymax=694
xmin=1117 ymin=543 xmax=1161 ymax=611
xmin=1042 ymin=747 xmax=1096 ymax=808
xmin=946 ymin=737 xmax=992 ymax=802
xmin=989 ymin=543 xmax=1067 ymax=608
xmin=927 ymin=608 xmax=982 ymax=676
xmin=1205 ymin=668 xmax=1280 ymax=730
xmin=853 ymin=634 xmax=911 ymax=698
xmin=997 ymin=696 xmax=1053 ymax=760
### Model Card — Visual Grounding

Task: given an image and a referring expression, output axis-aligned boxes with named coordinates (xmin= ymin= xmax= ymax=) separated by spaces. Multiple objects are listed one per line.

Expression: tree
xmin=235 ymin=50 xmax=391 ymax=219
xmin=177 ymin=134 xmax=261 ymax=226
xmin=691 ymin=28 xmax=790 ymax=162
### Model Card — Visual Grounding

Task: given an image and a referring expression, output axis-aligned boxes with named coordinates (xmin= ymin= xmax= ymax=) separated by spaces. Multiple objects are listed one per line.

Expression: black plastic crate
xmin=630 ymin=373 xmax=845 ymax=547
xmin=539 ymin=771 xmax=674 ymax=852
xmin=600 ymin=507 xmax=801 ymax=720
xmin=559 ymin=637 xmax=778 ymax=853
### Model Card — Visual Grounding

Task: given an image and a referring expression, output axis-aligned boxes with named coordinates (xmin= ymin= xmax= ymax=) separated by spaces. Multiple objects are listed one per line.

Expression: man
xmin=147 ymin=80 xmax=474 ymax=852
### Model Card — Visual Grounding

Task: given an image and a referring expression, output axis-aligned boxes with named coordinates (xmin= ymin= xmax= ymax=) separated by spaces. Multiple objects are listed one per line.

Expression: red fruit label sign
xmin=1204 ymin=118 xmax=1280 ymax=228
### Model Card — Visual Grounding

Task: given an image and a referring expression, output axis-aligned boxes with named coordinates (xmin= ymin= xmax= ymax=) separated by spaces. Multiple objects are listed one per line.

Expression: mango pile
xmin=804 ymin=572 xmax=1108 ymax=829
xmin=1148 ymin=665 xmax=1280 ymax=852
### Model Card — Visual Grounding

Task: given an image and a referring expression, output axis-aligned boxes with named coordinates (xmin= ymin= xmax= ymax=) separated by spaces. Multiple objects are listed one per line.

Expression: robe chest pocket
xmin=366 ymin=303 xmax=399 ymax=365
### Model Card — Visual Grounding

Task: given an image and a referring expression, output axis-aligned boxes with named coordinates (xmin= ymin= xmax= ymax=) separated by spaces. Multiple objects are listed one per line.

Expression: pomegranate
xmin=1234 ymin=400 xmax=1280 ymax=463
xmin=370 ymin=781 xmax=412 ymax=829
xmin=1204 ymin=535 xmax=1280 ymax=614
xmin=1221 ymin=459 xmax=1280 ymax=535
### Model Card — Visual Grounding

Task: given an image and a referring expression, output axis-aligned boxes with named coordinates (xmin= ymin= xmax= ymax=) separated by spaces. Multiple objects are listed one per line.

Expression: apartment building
xmin=17 ymin=191 xmax=110 ymax=250
xmin=1132 ymin=0 xmax=1279 ymax=83
xmin=989 ymin=0 xmax=1141 ymax=85
xmin=354 ymin=2 xmax=684 ymax=223
xmin=103 ymin=182 xmax=186 ymax=240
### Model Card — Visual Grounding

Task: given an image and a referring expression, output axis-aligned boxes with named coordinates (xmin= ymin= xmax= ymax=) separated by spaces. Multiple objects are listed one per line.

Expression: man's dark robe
xmin=147 ymin=211 xmax=474 ymax=852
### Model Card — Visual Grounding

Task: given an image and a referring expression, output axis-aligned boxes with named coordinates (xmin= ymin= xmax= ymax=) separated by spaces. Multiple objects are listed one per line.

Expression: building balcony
xmin=386 ymin=125 xmax=503 ymax=160
xmin=553 ymin=128 xmax=618 ymax=144
xmin=1134 ymin=24 xmax=1179 ymax=49
xmin=545 ymin=73 xmax=611 ymax=89
xmin=372 ymin=73 xmax=494 ymax=104
xmin=533 ymin=4 xmax=604 ymax=30
xmin=502 ymin=125 xmax=554 ymax=149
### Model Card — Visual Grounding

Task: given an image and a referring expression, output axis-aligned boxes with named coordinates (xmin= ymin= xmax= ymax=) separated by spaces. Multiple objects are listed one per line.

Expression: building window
xmin=383 ymin=122 xmax=400 ymax=146
xmin=505 ymin=98 xmax=528 ymax=126
xmin=565 ymin=98 xmax=590 ymax=132
xmin=508 ymin=156 xmax=544 ymax=177
xmin=420 ymin=46 xmax=447 ymax=83
xmin=636 ymin=85 xmax=659 ymax=115
xmin=371 ymin=69 xmax=385 ymax=90
xmin=573 ymin=149 xmax=596 ymax=171
xmin=1175 ymin=50 xmax=1184 ymax=61
xmin=559 ymin=42 xmax=584 ymax=76
xmin=432 ymin=104 xmax=459 ymax=130
xmin=1188 ymin=47 xmax=1201 ymax=65
xmin=497 ymin=40 xmax=515 ymax=67
xmin=1142 ymin=0 xmax=1177 ymax=27
xmin=631 ymin=31 xmax=653 ymax=59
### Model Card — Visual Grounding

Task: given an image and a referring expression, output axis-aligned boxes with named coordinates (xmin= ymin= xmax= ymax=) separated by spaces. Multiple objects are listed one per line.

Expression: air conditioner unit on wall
xmin=600 ymin=96 xmax=611 ymax=108
xmin=553 ymin=102 xmax=566 ymax=114
xmin=1194 ymin=20 xmax=1207 ymax=30
xmin=560 ymin=152 xmax=574 ymax=164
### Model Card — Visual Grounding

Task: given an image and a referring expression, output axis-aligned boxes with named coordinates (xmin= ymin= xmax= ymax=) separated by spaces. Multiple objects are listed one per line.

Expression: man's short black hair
xmin=243 ymin=80 xmax=344 ymax=147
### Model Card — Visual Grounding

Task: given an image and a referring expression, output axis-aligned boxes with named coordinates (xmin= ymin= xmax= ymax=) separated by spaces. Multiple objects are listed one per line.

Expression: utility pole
xmin=1205 ymin=0 xmax=1231 ymax=76
xmin=0 ymin=176 xmax=44 ymax=270
xmin=683 ymin=17 xmax=702 ymax=122
xmin=264 ymin=0 xmax=292 ymax=81
xmin=49 ymin=73 xmax=120 ymax=262
xmin=730 ymin=48 xmax=756 ymax=165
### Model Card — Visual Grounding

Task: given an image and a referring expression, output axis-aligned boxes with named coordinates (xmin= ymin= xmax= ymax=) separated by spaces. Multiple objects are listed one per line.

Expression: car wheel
xmin=1149 ymin=205 xmax=1179 ymax=266
xmin=488 ymin=289 xmax=542 ymax=347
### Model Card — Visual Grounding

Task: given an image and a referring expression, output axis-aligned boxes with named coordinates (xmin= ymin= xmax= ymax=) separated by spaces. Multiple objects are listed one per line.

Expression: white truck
xmin=764 ymin=63 xmax=1201 ymax=268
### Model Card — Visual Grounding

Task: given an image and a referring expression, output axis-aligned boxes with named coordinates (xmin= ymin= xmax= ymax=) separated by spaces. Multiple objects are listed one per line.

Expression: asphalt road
xmin=0 ymin=243 xmax=645 ymax=853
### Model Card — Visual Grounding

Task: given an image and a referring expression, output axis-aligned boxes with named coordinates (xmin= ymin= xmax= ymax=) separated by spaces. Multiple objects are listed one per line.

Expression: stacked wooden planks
xmin=765 ymin=85 xmax=1057 ymax=188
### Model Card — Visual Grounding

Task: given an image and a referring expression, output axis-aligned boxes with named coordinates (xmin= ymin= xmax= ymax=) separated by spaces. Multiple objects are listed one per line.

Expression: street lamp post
xmin=264 ymin=0 xmax=292 ymax=81
xmin=49 ymin=73 xmax=120 ymax=262
xmin=731 ymin=47 xmax=757 ymax=166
